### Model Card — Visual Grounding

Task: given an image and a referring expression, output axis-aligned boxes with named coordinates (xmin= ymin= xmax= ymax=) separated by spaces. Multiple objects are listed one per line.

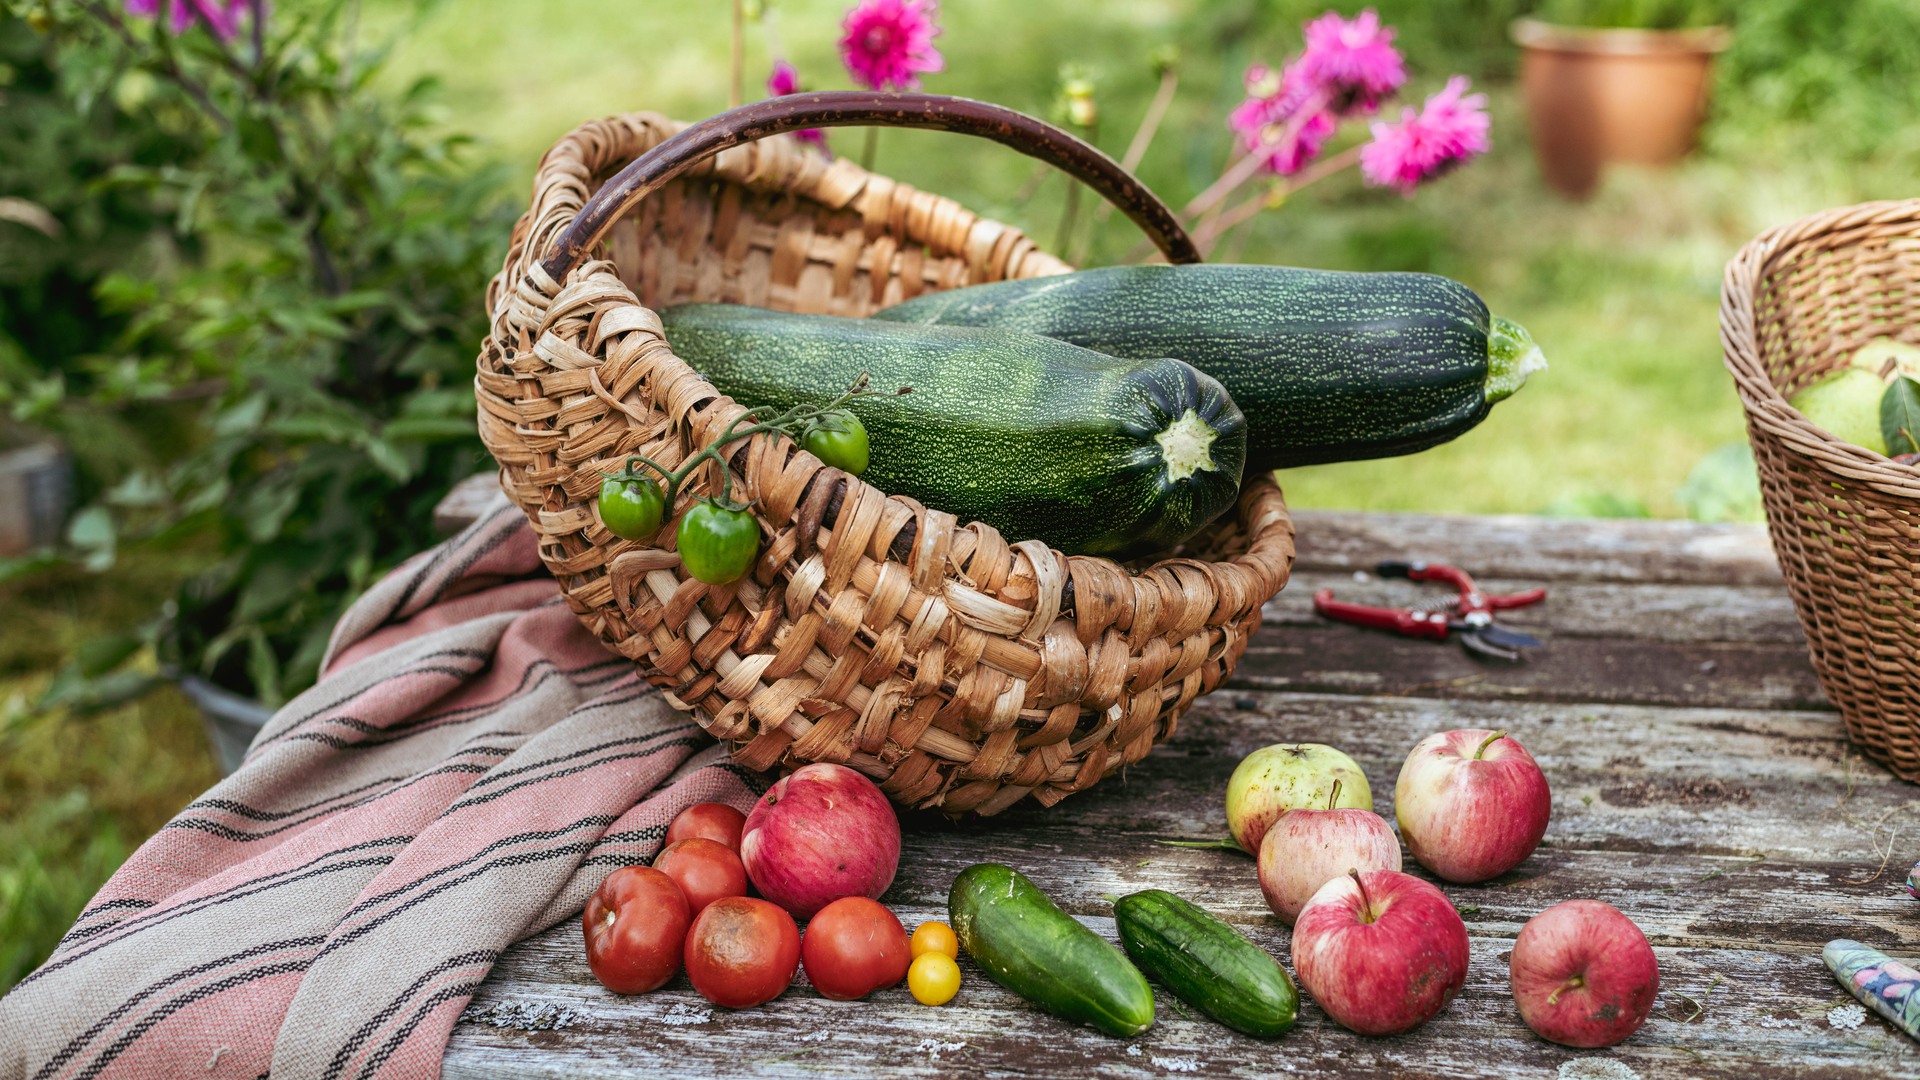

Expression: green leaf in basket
xmin=1880 ymin=376 xmax=1920 ymax=457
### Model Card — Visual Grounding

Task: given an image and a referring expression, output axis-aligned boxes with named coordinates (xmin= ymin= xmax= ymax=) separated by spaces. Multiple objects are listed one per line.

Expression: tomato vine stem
xmin=603 ymin=372 xmax=902 ymax=512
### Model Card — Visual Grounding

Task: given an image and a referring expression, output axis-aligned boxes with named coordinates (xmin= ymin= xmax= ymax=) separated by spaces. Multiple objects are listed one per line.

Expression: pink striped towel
xmin=0 ymin=505 xmax=761 ymax=1079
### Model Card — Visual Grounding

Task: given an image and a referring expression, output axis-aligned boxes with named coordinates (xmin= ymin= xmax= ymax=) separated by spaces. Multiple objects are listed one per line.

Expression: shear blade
xmin=1458 ymin=632 xmax=1523 ymax=663
xmin=1474 ymin=625 xmax=1543 ymax=651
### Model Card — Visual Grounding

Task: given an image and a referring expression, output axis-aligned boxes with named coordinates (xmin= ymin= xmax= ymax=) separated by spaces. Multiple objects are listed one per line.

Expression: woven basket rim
xmin=1720 ymin=197 xmax=1920 ymax=501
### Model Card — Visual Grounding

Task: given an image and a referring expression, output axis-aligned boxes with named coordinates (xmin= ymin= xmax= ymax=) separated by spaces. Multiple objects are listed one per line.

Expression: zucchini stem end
xmin=1486 ymin=315 xmax=1546 ymax=404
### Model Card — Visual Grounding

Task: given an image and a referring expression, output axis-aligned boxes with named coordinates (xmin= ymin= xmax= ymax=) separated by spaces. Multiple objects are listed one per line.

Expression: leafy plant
xmin=1675 ymin=442 xmax=1762 ymax=524
xmin=0 ymin=10 xmax=209 ymax=503
xmin=1527 ymin=0 xmax=1726 ymax=30
xmin=1712 ymin=0 xmax=1920 ymax=166
xmin=6 ymin=0 xmax=515 ymax=708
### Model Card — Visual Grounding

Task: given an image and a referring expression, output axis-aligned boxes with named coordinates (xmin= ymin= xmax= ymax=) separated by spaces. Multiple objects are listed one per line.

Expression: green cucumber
xmin=660 ymin=303 xmax=1247 ymax=560
xmin=1112 ymin=889 xmax=1297 ymax=1037
xmin=873 ymin=264 xmax=1545 ymax=472
xmin=948 ymin=863 xmax=1154 ymax=1037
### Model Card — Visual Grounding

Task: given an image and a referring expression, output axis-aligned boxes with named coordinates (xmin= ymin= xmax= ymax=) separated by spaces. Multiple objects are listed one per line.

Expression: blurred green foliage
xmin=1526 ymin=0 xmax=1725 ymax=30
xmin=1675 ymin=442 xmax=1764 ymax=523
xmin=2 ymin=1 xmax=514 ymax=708
xmin=1710 ymin=0 xmax=1920 ymax=165
xmin=1539 ymin=491 xmax=1652 ymax=519
xmin=0 ymin=10 xmax=204 ymax=482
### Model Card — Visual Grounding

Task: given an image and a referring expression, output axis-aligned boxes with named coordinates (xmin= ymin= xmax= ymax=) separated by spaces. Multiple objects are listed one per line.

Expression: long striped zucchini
xmin=873 ymin=264 xmax=1543 ymax=471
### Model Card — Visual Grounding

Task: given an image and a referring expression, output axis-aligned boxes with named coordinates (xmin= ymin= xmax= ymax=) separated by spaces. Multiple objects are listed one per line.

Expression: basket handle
xmin=537 ymin=91 xmax=1199 ymax=283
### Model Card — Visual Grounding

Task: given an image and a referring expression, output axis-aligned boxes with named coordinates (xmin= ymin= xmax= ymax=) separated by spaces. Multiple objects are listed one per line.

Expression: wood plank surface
xmin=1290 ymin=510 xmax=1786 ymax=587
xmin=437 ymin=482 xmax=1920 ymax=1079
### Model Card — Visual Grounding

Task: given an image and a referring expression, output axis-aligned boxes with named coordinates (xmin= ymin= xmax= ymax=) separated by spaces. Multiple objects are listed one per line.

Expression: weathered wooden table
xmin=436 ymin=488 xmax=1920 ymax=1078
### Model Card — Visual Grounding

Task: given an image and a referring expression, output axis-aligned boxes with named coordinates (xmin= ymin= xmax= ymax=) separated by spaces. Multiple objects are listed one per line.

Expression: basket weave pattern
xmin=476 ymin=113 xmax=1295 ymax=815
xmin=1722 ymin=199 xmax=1920 ymax=780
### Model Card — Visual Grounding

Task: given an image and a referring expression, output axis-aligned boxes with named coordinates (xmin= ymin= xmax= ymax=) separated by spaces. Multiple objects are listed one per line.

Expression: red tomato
xmin=801 ymin=896 xmax=912 ymax=1000
xmin=654 ymin=837 xmax=749 ymax=915
xmin=666 ymin=802 xmax=748 ymax=852
xmin=582 ymin=866 xmax=690 ymax=994
xmin=685 ymin=896 xmax=801 ymax=1008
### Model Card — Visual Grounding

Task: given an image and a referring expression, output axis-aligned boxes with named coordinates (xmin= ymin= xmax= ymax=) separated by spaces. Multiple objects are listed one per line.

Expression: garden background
xmin=4 ymin=0 xmax=1918 ymax=991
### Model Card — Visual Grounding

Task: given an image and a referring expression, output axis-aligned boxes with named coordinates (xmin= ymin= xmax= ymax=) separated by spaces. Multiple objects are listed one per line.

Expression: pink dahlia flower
xmin=1297 ymin=8 xmax=1406 ymax=115
xmin=839 ymin=0 xmax=944 ymax=92
xmin=767 ymin=60 xmax=800 ymax=97
xmin=1360 ymin=76 xmax=1490 ymax=195
xmin=1228 ymin=62 xmax=1336 ymax=177
xmin=125 ymin=0 xmax=248 ymax=41
xmin=767 ymin=61 xmax=831 ymax=155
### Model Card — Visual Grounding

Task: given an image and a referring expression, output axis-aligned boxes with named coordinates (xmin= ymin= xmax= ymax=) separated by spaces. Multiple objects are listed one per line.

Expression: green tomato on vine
xmin=599 ymin=475 xmax=666 ymax=540
xmin=677 ymin=500 xmax=761 ymax=584
xmin=801 ymin=410 xmax=870 ymax=475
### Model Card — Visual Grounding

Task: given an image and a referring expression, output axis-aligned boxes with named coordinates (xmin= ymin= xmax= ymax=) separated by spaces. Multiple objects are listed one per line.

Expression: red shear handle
xmin=1379 ymin=561 xmax=1548 ymax=617
xmin=1312 ymin=589 xmax=1450 ymax=641
xmin=1488 ymin=587 xmax=1548 ymax=610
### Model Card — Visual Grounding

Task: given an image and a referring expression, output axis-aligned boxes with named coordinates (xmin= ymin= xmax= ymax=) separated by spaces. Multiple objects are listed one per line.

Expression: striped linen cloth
xmin=0 ymin=505 xmax=761 ymax=1080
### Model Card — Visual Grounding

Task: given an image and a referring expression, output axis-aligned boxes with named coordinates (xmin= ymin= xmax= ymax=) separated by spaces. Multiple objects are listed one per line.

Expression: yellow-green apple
xmin=1788 ymin=367 xmax=1889 ymax=455
xmin=1395 ymin=729 xmax=1550 ymax=883
xmin=1291 ymin=869 xmax=1470 ymax=1035
xmin=1225 ymin=743 xmax=1371 ymax=854
xmin=1257 ymin=779 xmax=1402 ymax=925
xmin=1510 ymin=899 xmax=1659 ymax=1047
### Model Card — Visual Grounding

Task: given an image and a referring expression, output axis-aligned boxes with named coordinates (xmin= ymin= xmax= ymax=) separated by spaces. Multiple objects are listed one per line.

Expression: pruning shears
xmin=1312 ymin=560 xmax=1547 ymax=663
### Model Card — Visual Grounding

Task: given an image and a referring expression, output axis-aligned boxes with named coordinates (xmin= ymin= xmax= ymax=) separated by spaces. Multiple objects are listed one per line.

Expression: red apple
xmin=1395 ymin=728 xmax=1550 ymax=883
xmin=739 ymin=763 xmax=900 ymax=920
xmin=1291 ymin=869 xmax=1470 ymax=1036
xmin=1257 ymin=779 xmax=1402 ymax=925
xmin=1510 ymin=899 xmax=1659 ymax=1047
xmin=1225 ymin=742 xmax=1372 ymax=854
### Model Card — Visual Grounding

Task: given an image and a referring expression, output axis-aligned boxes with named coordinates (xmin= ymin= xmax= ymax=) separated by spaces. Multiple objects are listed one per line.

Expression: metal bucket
xmin=178 ymin=674 xmax=273 ymax=775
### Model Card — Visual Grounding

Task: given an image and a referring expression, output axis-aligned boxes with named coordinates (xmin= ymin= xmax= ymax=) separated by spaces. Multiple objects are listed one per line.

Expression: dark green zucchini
xmin=1112 ymin=889 xmax=1297 ymax=1037
xmin=872 ymin=264 xmax=1544 ymax=472
xmin=660 ymin=303 xmax=1246 ymax=561
xmin=949 ymin=864 xmax=1155 ymax=1037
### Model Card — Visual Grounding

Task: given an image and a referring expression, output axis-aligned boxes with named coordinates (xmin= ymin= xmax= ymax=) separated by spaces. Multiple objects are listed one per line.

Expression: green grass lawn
xmin=0 ymin=556 xmax=220 ymax=989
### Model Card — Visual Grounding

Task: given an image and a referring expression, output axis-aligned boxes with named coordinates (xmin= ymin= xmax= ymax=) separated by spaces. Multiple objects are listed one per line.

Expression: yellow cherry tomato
xmin=908 ymin=951 xmax=961 ymax=1006
xmin=911 ymin=921 xmax=959 ymax=960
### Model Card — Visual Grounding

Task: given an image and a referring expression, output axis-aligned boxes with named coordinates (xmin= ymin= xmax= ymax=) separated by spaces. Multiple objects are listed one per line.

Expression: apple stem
xmin=1546 ymin=973 xmax=1585 ymax=1006
xmin=1474 ymin=730 xmax=1509 ymax=760
xmin=1326 ymin=778 xmax=1342 ymax=811
xmin=1348 ymin=867 xmax=1377 ymax=924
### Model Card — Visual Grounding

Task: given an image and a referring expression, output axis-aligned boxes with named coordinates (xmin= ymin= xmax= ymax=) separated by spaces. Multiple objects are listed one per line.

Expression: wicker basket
xmin=1722 ymin=199 xmax=1920 ymax=781
xmin=475 ymin=94 xmax=1295 ymax=815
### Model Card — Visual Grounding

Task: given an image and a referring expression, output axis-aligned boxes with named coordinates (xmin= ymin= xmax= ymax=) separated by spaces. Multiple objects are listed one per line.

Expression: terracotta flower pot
xmin=1511 ymin=18 xmax=1731 ymax=199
